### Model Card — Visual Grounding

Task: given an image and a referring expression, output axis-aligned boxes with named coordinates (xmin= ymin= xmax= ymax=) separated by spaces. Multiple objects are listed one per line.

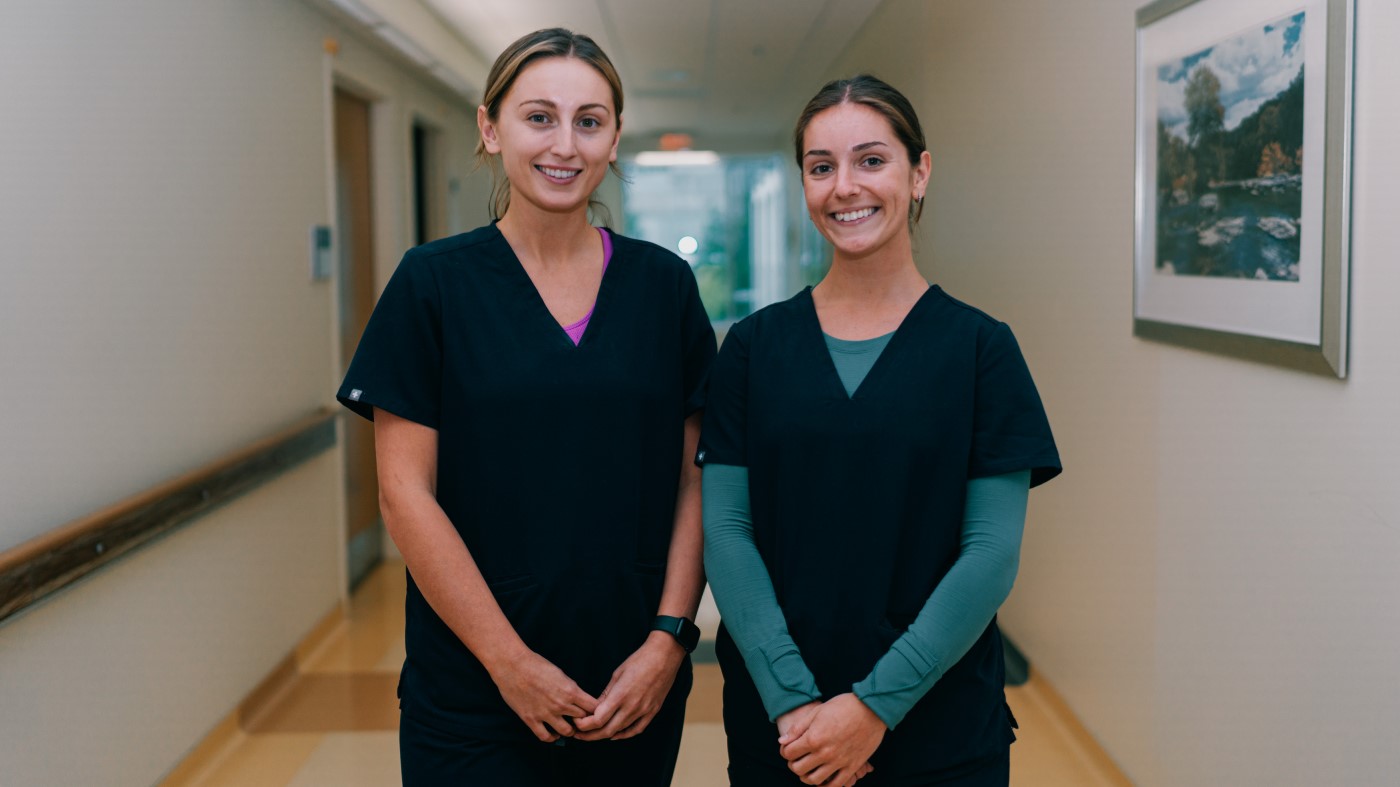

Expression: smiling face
xmin=478 ymin=56 xmax=620 ymax=218
xmin=800 ymin=102 xmax=930 ymax=261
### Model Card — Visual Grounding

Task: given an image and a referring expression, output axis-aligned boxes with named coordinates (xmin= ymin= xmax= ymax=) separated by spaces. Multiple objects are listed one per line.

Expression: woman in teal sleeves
xmin=698 ymin=75 xmax=1061 ymax=787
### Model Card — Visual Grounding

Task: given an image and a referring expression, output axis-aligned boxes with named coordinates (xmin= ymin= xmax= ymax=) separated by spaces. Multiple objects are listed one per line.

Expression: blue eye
xmin=809 ymin=163 xmax=833 ymax=176
xmin=527 ymin=113 xmax=549 ymax=124
xmin=578 ymin=117 xmax=600 ymax=129
xmin=861 ymin=156 xmax=884 ymax=167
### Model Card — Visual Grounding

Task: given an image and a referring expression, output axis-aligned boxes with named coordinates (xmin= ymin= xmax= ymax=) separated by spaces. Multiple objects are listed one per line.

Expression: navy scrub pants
xmin=399 ymin=693 xmax=687 ymax=787
xmin=726 ymin=733 xmax=1009 ymax=787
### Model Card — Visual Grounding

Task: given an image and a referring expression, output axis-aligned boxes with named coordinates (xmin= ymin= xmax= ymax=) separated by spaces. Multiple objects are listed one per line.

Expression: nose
xmin=833 ymin=165 xmax=859 ymax=198
xmin=550 ymin=124 xmax=578 ymax=159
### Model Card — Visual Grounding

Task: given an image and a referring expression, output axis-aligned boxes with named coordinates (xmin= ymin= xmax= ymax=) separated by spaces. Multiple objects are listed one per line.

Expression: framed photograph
xmin=1134 ymin=0 xmax=1354 ymax=377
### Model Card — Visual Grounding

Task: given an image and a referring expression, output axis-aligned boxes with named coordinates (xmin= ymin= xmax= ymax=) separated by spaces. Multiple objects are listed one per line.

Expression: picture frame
xmin=1134 ymin=0 xmax=1354 ymax=377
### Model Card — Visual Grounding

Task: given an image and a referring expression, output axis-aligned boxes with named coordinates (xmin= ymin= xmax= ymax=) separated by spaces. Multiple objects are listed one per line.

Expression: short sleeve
xmin=335 ymin=250 xmax=442 ymax=429
xmin=679 ymin=265 xmax=717 ymax=417
xmin=696 ymin=321 xmax=750 ymax=467
xmin=969 ymin=322 xmax=1061 ymax=487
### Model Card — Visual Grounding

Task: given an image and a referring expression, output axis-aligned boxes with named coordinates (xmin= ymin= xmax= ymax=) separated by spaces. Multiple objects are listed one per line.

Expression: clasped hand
xmin=490 ymin=649 xmax=599 ymax=743
xmin=777 ymin=694 xmax=886 ymax=786
xmin=571 ymin=631 xmax=686 ymax=741
xmin=493 ymin=632 xmax=684 ymax=743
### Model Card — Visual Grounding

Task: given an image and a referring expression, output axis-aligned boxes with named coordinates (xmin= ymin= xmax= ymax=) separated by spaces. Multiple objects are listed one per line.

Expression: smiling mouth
xmin=537 ymin=165 xmax=581 ymax=181
xmin=833 ymin=207 xmax=877 ymax=223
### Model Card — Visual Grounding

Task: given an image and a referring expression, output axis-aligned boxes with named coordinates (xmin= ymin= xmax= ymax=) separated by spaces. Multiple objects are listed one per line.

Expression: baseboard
xmin=158 ymin=602 xmax=346 ymax=786
xmin=1021 ymin=670 xmax=1134 ymax=785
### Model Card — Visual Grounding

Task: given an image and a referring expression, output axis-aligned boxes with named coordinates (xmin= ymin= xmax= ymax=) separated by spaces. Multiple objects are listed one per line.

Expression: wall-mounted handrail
xmin=0 ymin=409 xmax=339 ymax=625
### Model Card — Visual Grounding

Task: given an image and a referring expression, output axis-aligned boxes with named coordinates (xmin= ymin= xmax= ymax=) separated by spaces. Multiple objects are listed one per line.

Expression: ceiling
xmin=421 ymin=0 xmax=885 ymax=147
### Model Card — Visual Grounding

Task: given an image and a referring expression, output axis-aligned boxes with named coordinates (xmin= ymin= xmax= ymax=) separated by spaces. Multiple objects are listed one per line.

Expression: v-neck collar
xmin=799 ymin=284 xmax=937 ymax=401
xmin=489 ymin=222 xmax=616 ymax=349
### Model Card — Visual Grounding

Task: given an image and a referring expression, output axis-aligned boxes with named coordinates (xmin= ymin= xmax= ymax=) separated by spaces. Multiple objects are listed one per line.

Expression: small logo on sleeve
xmin=696 ymin=450 xmax=706 ymax=463
xmin=349 ymin=389 xmax=362 ymax=401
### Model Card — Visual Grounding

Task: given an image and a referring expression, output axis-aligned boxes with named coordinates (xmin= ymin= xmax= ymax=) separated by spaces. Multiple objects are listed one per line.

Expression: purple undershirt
xmin=562 ymin=227 xmax=612 ymax=345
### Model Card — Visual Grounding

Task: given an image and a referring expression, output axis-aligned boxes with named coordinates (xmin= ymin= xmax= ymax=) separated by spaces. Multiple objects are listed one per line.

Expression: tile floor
xmin=164 ymin=562 xmax=1131 ymax=786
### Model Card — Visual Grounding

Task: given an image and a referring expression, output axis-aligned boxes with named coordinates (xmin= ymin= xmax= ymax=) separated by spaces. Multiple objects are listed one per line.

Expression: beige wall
xmin=0 ymin=0 xmax=487 ymax=784
xmin=826 ymin=1 xmax=1399 ymax=783
xmin=0 ymin=455 xmax=341 ymax=786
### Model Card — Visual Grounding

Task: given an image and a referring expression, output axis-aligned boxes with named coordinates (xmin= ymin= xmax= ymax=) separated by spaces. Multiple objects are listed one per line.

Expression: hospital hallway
xmin=5 ymin=1 xmax=1400 ymax=785
xmin=160 ymin=562 xmax=1129 ymax=786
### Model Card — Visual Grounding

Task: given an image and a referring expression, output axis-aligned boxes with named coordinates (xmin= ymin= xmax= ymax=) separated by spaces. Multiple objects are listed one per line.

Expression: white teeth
xmin=540 ymin=166 xmax=579 ymax=179
xmin=835 ymin=207 xmax=876 ymax=222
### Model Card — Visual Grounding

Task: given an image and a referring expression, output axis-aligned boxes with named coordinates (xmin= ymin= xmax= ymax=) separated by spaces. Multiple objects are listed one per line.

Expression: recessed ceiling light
xmin=634 ymin=151 xmax=720 ymax=167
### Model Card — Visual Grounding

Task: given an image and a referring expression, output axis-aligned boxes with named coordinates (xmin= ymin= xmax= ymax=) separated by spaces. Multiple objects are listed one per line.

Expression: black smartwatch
xmin=651 ymin=615 xmax=700 ymax=653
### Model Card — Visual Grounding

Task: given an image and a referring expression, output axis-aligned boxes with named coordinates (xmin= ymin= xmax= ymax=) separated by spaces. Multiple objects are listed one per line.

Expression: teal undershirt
xmin=823 ymin=330 xmax=896 ymax=394
xmin=702 ymin=331 xmax=1032 ymax=729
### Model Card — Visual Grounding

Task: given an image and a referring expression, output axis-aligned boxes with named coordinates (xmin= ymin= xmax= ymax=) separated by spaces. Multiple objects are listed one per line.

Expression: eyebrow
xmin=518 ymin=98 xmax=612 ymax=115
xmin=802 ymin=140 xmax=889 ymax=159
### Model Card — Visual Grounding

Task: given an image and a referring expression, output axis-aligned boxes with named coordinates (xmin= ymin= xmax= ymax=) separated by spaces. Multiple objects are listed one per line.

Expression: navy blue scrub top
xmin=698 ymin=286 xmax=1060 ymax=777
xmin=337 ymin=223 xmax=716 ymax=740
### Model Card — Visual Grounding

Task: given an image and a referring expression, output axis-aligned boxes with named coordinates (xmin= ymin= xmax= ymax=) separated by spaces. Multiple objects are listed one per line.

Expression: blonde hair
xmin=476 ymin=28 xmax=624 ymax=223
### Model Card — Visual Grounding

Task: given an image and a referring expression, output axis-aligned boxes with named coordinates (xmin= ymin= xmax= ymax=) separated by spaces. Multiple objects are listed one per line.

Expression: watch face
xmin=656 ymin=616 xmax=699 ymax=652
xmin=678 ymin=619 xmax=699 ymax=650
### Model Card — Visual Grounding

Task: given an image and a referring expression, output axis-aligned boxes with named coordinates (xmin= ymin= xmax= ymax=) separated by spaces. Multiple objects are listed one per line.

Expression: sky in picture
xmin=1157 ymin=12 xmax=1305 ymax=142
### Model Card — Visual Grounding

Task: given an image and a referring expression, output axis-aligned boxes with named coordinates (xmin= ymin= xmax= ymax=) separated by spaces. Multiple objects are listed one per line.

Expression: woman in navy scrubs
xmin=337 ymin=28 xmax=714 ymax=786
xmin=700 ymin=76 xmax=1061 ymax=786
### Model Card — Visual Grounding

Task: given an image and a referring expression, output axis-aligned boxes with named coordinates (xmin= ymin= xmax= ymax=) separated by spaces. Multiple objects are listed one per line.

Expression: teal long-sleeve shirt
xmin=701 ymin=330 xmax=1032 ymax=729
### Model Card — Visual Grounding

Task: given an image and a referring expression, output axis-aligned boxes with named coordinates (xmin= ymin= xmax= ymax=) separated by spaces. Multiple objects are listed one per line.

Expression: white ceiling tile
xmin=420 ymin=0 xmax=891 ymax=143
xmin=600 ymin=0 xmax=711 ymax=94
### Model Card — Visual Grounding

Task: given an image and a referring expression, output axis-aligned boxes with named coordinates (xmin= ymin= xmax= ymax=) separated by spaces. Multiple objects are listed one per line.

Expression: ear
xmin=912 ymin=149 xmax=931 ymax=196
xmin=609 ymin=114 xmax=622 ymax=163
xmin=478 ymin=105 xmax=501 ymax=155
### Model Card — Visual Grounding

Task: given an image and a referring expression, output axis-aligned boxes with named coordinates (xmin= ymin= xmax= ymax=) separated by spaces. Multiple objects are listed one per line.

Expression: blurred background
xmin=1 ymin=1 xmax=1397 ymax=784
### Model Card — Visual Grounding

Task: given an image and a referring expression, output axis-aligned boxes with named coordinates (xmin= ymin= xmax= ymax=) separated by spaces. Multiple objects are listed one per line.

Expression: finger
xmin=574 ymin=686 xmax=607 ymax=716
xmin=574 ymin=693 xmax=619 ymax=732
xmin=803 ymin=761 xmax=837 ymax=786
xmin=544 ymin=715 xmax=576 ymax=738
xmin=789 ymin=753 xmax=819 ymax=776
xmin=573 ymin=709 xmax=628 ymax=741
xmin=598 ymin=703 xmax=644 ymax=739
xmin=561 ymin=703 xmax=591 ymax=720
xmin=573 ymin=711 xmax=622 ymax=741
xmin=778 ymin=716 xmax=815 ymax=746
xmin=610 ymin=710 xmax=655 ymax=740
xmin=570 ymin=687 xmax=600 ymax=715
xmin=530 ymin=722 xmax=559 ymax=743
xmin=572 ymin=713 xmax=604 ymax=733
xmin=781 ymin=734 xmax=815 ymax=762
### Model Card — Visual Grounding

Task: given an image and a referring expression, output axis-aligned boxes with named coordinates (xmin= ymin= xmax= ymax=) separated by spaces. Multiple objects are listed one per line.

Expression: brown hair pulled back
xmin=793 ymin=74 xmax=928 ymax=224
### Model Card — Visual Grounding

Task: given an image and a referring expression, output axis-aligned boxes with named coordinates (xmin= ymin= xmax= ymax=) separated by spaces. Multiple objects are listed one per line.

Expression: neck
xmin=816 ymin=235 xmax=927 ymax=305
xmin=496 ymin=200 xmax=596 ymax=268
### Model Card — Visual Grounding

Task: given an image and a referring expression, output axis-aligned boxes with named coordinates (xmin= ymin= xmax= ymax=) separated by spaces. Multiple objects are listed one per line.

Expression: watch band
xmin=652 ymin=615 xmax=700 ymax=653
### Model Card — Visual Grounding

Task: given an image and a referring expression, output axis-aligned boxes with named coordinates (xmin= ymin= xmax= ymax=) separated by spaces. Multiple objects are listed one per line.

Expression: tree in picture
xmin=1154 ymin=11 xmax=1305 ymax=282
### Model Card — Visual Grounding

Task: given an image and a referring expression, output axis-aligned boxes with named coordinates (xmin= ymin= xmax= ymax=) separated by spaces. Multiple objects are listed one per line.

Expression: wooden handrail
xmin=0 ymin=408 xmax=339 ymax=624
